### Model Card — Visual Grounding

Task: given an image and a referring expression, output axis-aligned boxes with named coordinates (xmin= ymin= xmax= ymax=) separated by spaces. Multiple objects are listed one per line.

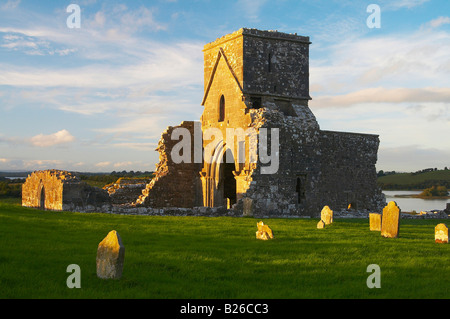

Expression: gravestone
xmin=96 ymin=230 xmax=125 ymax=279
xmin=321 ymin=206 xmax=333 ymax=225
xmin=317 ymin=220 xmax=325 ymax=229
xmin=256 ymin=221 xmax=274 ymax=240
xmin=435 ymin=223 xmax=448 ymax=244
xmin=243 ymin=198 xmax=253 ymax=217
xmin=381 ymin=201 xmax=400 ymax=238
xmin=369 ymin=213 xmax=382 ymax=231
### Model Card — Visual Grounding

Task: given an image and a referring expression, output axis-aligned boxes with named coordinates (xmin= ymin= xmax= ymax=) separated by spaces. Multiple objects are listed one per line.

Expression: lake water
xmin=383 ymin=190 xmax=449 ymax=212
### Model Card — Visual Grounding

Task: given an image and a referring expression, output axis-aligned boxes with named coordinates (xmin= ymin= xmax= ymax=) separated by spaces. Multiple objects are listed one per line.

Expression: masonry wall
xmin=203 ymin=30 xmax=244 ymax=92
xmin=22 ymin=170 xmax=111 ymax=211
xmin=239 ymin=107 xmax=323 ymax=217
xmin=318 ymin=130 xmax=385 ymax=212
xmin=242 ymin=29 xmax=310 ymax=99
xmin=236 ymin=109 xmax=385 ymax=218
xmin=136 ymin=121 xmax=202 ymax=208
xmin=22 ymin=170 xmax=66 ymax=210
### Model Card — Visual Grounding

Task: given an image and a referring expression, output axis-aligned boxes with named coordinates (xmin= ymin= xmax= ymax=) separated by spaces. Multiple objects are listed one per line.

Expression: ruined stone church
xmin=134 ymin=28 xmax=385 ymax=217
xmin=22 ymin=28 xmax=385 ymax=217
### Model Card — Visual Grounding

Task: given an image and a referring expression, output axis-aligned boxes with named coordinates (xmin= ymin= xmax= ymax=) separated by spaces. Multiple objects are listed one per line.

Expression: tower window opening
xmin=219 ymin=95 xmax=225 ymax=122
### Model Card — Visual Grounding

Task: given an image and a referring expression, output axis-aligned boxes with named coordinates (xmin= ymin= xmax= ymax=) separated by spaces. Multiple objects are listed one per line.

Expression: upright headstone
xmin=435 ymin=223 xmax=448 ymax=244
xmin=256 ymin=221 xmax=274 ymax=240
xmin=243 ymin=198 xmax=253 ymax=217
xmin=381 ymin=201 xmax=400 ymax=238
xmin=96 ymin=230 xmax=125 ymax=279
xmin=321 ymin=206 xmax=333 ymax=225
xmin=369 ymin=213 xmax=382 ymax=231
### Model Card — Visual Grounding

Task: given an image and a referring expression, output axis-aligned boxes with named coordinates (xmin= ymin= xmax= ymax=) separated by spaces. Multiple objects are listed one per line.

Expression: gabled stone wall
xmin=22 ymin=170 xmax=111 ymax=211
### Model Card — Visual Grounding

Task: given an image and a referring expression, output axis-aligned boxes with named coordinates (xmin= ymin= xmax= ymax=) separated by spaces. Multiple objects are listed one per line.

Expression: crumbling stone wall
xmin=104 ymin=178 xmax=150 ymax=205
xmin=22 ymin=170 xmax=111 ymax=211
xmin=135 ymin=121 xmax=203 ymax=208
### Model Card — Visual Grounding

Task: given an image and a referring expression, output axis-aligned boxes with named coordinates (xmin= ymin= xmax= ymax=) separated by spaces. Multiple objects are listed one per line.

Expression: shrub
xmin=420 ymin=186 xmax=448 ymax=197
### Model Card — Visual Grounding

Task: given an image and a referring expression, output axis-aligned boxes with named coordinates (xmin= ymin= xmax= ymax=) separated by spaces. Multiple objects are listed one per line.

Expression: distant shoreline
xmin=393 ymin=194 xmax=450 ymax=200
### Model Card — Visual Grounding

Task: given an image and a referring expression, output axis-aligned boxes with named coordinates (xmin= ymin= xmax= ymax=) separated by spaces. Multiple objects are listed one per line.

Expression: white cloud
xmin=95 ymin=161 xmax=111 ymax=168
xmin=311 ymin=87 xmax=450 ymax=108
xmin=113 ymin=161 xmax=133 ymax=168
xmin=22 ymin=159 xmax=64 ymax=170
xmin=235 ymin=0 xmax=268 ymax=22
xmin=111 ymin=142 xmax=157 ymax=151
xmin=310 ymin=28 xmax=450 ymax=96
xmin=0 ymin=41 xmax=203 ymax=89
xmin=30 ymin=130 xmax=75 ymax=147
xmin=95 ymin=116 xmax=168 ymax=135
xmin=428 ymin=16 xmax=450 ymax=28
xmin=378 ymin=146 xmax=450 ymax=172
xmin=385 ymin=0 xmax=430 ymax=10
xmin=0 ymin=0 xmax=20 ymax=11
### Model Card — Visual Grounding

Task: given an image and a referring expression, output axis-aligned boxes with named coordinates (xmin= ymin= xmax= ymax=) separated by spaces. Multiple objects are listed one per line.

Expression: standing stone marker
xmin=243 ymin=198 xmax=253 ymax=217
xmin=369 ymin=213 xmax=382 ymax=231
xmin=381 ymin=201 xmax=401 ymax=238
xmin=321 ymin=206 xmax=333 ymax=225
xmin=96 ymin=230 xmax=125 ymax=280
xmin=435 ymin=223 xmax=448 ymax=244
xmin=317 ymin=220 xmax=325 ymax=229
xmin=256 ymin=221 xmax=274 ymax=240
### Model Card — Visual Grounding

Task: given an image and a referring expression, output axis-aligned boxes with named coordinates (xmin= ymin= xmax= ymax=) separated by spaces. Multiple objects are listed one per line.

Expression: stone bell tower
xmin=199 ymin=28 xmax=319 ymax=209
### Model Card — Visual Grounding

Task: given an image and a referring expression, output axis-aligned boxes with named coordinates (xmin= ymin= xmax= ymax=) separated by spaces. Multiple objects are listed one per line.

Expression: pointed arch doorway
xmin=201 ymin=142 xmax=237 ymax=208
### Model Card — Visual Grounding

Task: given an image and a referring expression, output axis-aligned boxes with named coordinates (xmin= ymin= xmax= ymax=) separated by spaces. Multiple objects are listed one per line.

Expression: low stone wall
xmin=67 ymin=204 xmax=450 ymax=219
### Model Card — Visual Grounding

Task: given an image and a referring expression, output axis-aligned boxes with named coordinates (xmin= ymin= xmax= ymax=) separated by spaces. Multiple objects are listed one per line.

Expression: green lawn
xmin=0 ymin=198 xmax=448 ymax=299
xmin=378 ymin=169 xmax=450 ymax=190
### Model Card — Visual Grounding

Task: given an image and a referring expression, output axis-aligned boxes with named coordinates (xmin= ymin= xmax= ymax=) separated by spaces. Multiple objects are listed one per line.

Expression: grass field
xmin=378 ymin=169 xmax=450 ymax=190
xmin=0 ymin=197 xmax=448 ymax=299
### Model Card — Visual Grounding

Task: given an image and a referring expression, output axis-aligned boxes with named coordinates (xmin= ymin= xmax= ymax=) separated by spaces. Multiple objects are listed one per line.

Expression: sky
xmin=0 ymin=0 xmax=449 ymax=173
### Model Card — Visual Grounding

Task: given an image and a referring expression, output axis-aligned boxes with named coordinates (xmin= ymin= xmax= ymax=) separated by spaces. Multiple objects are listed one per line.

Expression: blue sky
xmin=0 ymin=0 xmax=449 ymax=173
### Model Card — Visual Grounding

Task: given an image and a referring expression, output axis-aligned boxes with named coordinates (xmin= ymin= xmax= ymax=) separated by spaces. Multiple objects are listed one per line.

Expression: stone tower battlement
xmin=203 ymin=28 xmax=311 ymax=108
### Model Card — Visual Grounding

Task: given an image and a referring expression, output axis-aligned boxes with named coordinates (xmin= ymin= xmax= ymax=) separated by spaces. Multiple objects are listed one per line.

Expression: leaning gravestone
xmin=96 ymin=230 xmax=125 ymax=279
xmin=321 ymin=206 xmax=333 ymax=225
xmin=317 ymin=220 xmax=325 ymax=229
xmin=381 ymin=201 xmax=400 ymax=238
xmin=369 ymin=213 xmax=382 ymax=231
xmin=256 ymin=221 xmax=274 ymax=240
xmin=435 ymin=223 xmax=448 ymax=244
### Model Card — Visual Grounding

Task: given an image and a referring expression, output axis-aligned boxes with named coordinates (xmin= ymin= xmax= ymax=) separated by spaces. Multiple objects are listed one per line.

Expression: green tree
xmin=420 ymin=186 xmax=448 ymax=197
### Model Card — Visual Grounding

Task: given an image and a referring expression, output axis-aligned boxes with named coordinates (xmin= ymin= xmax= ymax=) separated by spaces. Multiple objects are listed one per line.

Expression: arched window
xmin=219 ymin=95 xmax=225 ymax=122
